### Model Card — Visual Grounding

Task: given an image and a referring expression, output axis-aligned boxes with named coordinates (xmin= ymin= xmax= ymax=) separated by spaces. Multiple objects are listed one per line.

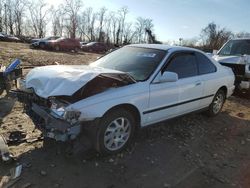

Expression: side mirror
xmin=158 ymin=71 xmax=178 ymax=83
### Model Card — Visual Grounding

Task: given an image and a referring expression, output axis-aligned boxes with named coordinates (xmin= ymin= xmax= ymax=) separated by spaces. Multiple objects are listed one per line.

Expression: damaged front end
xmin=10 ymin=66 xmax=135 ymax=142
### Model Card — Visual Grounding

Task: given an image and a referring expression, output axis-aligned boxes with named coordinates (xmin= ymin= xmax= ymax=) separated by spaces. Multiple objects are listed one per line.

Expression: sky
xmin=46 ymin=0 xmax=250 ymax=42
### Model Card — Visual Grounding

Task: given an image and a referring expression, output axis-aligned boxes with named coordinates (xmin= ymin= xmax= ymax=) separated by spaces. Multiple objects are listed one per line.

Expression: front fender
xmin=66 ymin=83 xmax=149 ymax=124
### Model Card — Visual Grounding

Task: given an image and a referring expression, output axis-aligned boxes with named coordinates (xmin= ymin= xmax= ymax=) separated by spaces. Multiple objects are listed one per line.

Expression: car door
xmin=165 ymin=52 xmax=204 ymax=115
xmin=195 ymin=52 xmax=218 ymax=108
xmin=146 ymin=51 xmax=204 ymax=125
xmin=146 ymin=73 xmax=179 ymax=125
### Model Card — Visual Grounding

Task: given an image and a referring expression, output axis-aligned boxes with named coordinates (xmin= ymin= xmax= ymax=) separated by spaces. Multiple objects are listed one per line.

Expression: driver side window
xmin=166 ymin=53 xmax=198 ymax=79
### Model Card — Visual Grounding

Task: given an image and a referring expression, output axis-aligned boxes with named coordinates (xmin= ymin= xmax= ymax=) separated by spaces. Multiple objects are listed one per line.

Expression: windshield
xmin=91 ymin=46 xmax=166 ymax=81
xmin=218 ymin=39 xmax=250 ymax=56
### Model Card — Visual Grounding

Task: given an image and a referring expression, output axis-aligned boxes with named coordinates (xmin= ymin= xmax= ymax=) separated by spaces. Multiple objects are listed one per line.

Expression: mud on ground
xmin=0 ymin=42 xmax=250 ymax=188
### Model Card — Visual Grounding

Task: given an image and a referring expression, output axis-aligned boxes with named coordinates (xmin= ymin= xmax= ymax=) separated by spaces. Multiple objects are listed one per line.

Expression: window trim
xmin=162 ymin=51 xmax=199 ymax=80
xmin=195 ymin=52 xmax=217 ymax=75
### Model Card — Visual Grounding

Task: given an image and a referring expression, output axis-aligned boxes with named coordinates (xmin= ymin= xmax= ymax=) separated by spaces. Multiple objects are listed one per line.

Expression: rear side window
xmin=196 ymin=52 xmax=216 ymax=74
xmin=166 ymin=53 xmax=198 ymax=79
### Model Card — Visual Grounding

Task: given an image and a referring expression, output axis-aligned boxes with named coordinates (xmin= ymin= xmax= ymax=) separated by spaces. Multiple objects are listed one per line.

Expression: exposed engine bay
xmin=11 ymin=72 xmax=135 ymax=142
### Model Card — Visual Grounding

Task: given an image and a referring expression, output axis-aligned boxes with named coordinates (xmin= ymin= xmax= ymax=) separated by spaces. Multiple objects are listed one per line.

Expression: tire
xmin=0 ymin=88 xmax=4 ymax=95
xmin=55 ymin=45 xmax=60 ymax=51
xmin=206 ymin=89 xmax=226 ymax=116
xmin=96 ymin=109 xmax=136 ymax=155
xmin=74 ymin=47 xmax=79 ymax=53
xmin=39 ymin=43 xmax=45 ymax=49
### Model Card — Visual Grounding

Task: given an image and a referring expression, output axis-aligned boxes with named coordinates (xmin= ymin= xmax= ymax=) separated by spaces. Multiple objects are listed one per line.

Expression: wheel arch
xmin=218 ymin=85 xmax=228 ymax=97
xmin=104 ymin=103 xmax=141 ymax=128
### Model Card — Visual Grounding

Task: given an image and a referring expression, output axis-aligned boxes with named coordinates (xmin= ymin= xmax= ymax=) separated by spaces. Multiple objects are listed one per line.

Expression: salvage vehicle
xmin=213 ymin=38 xmax=250 ymax=93
xmin=81 ymin=42 xmax=109 ymax=53
xmin=47 ymin=37 xmax=81 ymax=52
xmin=11 ymin=44 xmax=235 ymax=154
xmin=0 ymin=33 xmax=21 ymax=43
xmin=30 ymin=36 xmax=60 ymax=49
xmin=0 ymin=59 xmax=22 ymax=95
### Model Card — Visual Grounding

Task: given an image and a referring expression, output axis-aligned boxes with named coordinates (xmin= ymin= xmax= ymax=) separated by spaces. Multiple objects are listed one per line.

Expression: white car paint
xmin=25 ymin=65 xmax=124 ymax=98
xmin=22 ymin=44 xmax=235 ymax=129
xmin=59 ymin=44 xmax=235 ymax=127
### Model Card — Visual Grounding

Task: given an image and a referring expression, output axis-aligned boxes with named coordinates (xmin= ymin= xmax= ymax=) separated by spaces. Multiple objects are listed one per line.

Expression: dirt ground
xmin=0 ymin=41 xmax=99 ymax=67
xmin=0 ymin=42 xmax=250 ymax=188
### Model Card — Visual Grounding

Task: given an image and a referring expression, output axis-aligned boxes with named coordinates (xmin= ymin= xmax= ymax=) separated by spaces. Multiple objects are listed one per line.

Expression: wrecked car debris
xmin=0 ymin=165 xmax=23 ymax=188
xmin=10 ymin=65 xmax=136 ymax=142
xmin=10 ymin=44 xmax=235 ymax=155
xmin=0 ymin=134 xmax=11 ymax=162
xmin=0 ymin=59 xmax=22 ymax=95
xmin=213 ymin=38 xmax=250 ymax=93
xmin=23 ymin=65 xmax=135 ymax=98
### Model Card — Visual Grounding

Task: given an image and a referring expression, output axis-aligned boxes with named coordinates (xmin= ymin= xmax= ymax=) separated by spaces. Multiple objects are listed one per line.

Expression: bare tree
xmin=6 ymin=0 xmax=14 ymax=35
xmin=13 ymin=0 xmax=27 ymax=36
xmin=110 ymin=13 xmax=118 ymax=44
xmin=28 ymin=0 xmax=52 ymax=38
xmin=63 ymin=0 xmax=82 ymax=39
xmin=0 ymin=0 xmax=3 ymax=32
xmin=118 ymin=6 xmax=128 ymax=43
xmin=98 ymin=7 xmax=107 ymax=42
xmin=51 ymin=6 xmax=64 ymax=37
xmin=135 ymin=17 xmax=146 ymax=43
xmin=144 ymin=19 xmax=154 ymax=42
xmin=104 ymin=12 xmax=113 ymax=44
xmin=201 ymin=22 xmax=233 ymax=50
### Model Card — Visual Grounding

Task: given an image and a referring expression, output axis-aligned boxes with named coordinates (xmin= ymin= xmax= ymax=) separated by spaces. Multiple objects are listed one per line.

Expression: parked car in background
xmin=212 ymin=38 xmax=250 ymax=93
xmin=0 ymin=33 xmax=21 ymax=42
xmin=47 ymin=37 xmax=81 ymax=52
xmin=80 ymin=41 xmax=88 ymax=47
xmin=30 ymin=36 xmax=60 ymax=49
xmin=0 ymin=33 xmax=6 ymax=41
xmin=12 ymin=44 xmax=235 ymax=155
xmin=6 ymin=35 xmax=21 ymax=42
xmin=81 ymin=42 xmax=109 ymax=53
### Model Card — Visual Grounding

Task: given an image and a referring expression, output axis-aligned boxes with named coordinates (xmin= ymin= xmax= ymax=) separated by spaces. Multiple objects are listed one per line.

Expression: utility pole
xmin=179 ymin=38 xmax=183 ymax=46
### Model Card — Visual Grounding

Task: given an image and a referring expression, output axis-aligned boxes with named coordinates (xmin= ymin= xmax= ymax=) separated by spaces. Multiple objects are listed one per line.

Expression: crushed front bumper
xmin=31 ymin=103 xmax=81 ymax=142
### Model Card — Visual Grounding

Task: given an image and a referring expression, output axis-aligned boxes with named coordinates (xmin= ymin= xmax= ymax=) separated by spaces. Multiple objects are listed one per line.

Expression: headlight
xmin=64 ymin=110 xmax=81 ymax=124
xmin=51 ymin=107 xmax=65 ymax=117
xmin=17 ymin=78 xmax=33 ymax=93
xmin=50 ymin=99 xmax=81 ymax=124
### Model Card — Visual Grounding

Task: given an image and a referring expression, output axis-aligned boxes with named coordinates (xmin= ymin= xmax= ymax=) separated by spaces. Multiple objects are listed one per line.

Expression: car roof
xmin=230 ymin=38 xmax=250 ymax=41
xmin=127 ymin=44 xmax=201 ymax=52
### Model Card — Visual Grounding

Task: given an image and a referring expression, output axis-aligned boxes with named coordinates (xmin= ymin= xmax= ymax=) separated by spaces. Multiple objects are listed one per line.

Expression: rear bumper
xmin=228 ymin=85 xmax=235 ymax=97
xmin=239 ymin=81 xmax=250 ymax=90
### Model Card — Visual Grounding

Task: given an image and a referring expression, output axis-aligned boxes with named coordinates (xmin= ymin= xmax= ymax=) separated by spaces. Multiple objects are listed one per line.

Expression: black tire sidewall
xmin=208 ymin=90 xmax=226 ymax=116
xmin=96 ymin=109 xmax=136 ymax=155
xmin=55 ymin=45 xmax=60 ymax=51
xmin=39 ymin=43 xmax=45 ymax=49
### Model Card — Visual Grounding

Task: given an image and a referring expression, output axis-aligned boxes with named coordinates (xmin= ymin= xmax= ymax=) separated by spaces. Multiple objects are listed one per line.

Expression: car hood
xmin=213 ymin=55 xmax=250 ymax=65
xmin=25 ymin=65 xmax=125 ymax=98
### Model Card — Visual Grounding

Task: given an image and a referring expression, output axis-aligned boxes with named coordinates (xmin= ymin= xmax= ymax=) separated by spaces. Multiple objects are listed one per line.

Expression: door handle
xmin=195 ymin=82 xmax=201 ymax=86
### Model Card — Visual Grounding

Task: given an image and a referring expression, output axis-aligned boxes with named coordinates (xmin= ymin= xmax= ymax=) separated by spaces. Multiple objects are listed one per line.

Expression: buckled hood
xmin=213 ymin=55 xmax=250 ymax=65
xmin=25 ymin=65 xmax=125 ymax=98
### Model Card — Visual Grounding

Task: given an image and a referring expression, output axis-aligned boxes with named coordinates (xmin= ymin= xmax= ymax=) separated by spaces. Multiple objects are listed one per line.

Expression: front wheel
xmin=206 ymin=89 xmax=226 ymax=116
xmin=54 ymin=45 xmax=60 ymax=51
xmin=96 ymin=109 xmax=136 ymax=155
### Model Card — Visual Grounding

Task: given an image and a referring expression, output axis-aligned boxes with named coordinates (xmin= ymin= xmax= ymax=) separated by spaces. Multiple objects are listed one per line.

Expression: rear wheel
xmin=55 ymin=45 xmax=60 ymax=51
xmin=206 ymin=89 xmax=226 ymax=116
xmin=39 ymin=43 xmax=45 ymax=49
xmin=74 ymin=47 xmax=79 ymax=53
xmin=96 ymin=109 xmax=135 ymax=155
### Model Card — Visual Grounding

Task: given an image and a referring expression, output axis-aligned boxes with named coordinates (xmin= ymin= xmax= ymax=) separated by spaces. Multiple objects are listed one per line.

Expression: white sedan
xmin=14 ymin=44 xmax=235 ymax=154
